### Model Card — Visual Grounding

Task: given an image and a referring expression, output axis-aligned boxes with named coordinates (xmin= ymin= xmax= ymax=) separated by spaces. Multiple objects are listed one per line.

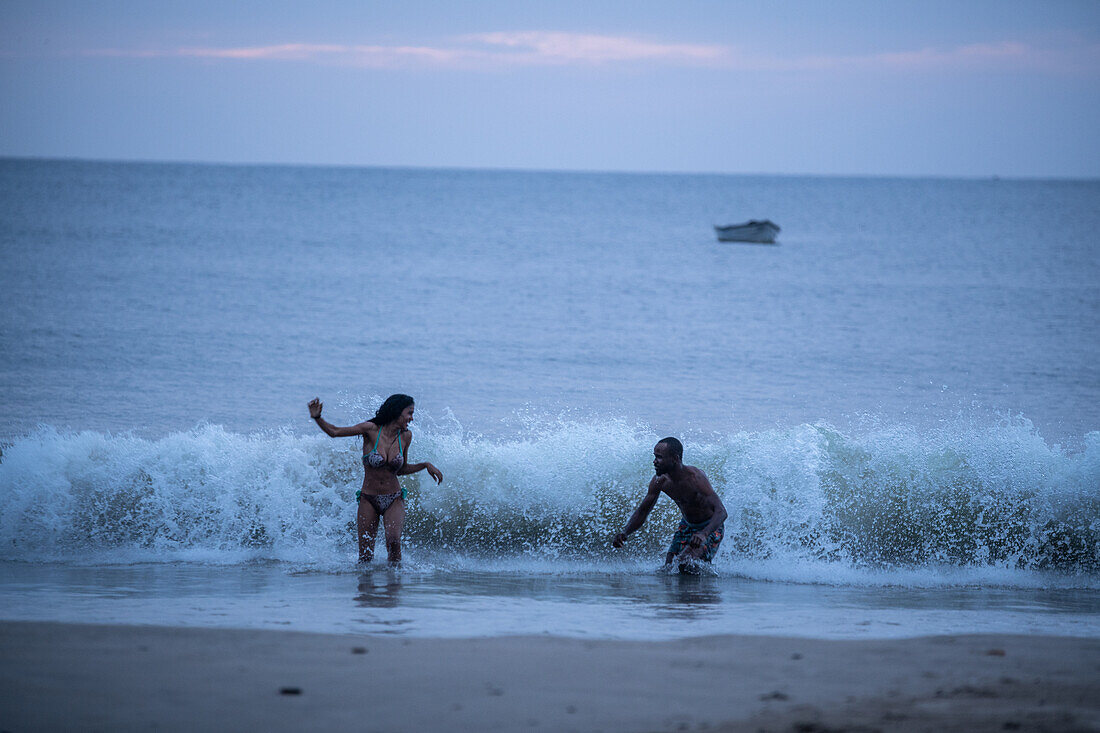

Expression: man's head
xmin=653 ymin=437 xmax=683 ymax=475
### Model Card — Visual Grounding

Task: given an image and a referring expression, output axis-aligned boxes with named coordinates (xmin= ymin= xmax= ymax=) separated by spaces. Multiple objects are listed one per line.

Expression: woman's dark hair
xmin=371 ymin=394 xmax=414 ymax=426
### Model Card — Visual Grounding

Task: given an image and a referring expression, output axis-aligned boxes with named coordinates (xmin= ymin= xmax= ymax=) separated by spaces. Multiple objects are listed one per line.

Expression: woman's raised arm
xmin=308 ymin=398 xmax=371 ymax=438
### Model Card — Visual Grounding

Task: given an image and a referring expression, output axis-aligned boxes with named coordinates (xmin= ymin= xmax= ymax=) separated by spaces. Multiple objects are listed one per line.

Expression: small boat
xmin=714 ymin=220 xmax=781 ymax=244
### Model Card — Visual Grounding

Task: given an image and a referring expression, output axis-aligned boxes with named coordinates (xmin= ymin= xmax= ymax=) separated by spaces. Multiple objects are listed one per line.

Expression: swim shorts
xmin=667 ymin=518 xmax=724 ymax=562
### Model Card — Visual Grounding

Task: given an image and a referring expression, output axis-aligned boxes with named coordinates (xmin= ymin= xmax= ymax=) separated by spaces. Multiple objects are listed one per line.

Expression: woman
xmin=308 ymin=394 xmax=443 ymax=564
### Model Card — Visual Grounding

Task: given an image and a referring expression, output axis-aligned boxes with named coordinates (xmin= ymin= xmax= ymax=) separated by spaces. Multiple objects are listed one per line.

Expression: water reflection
xmin=3 ymin=562 xmax=1098 ymax=640
xmin=601 ymin=572 xmax=722 ymax=607
xmin=665 ymin=574 xmax=722 ymax=606
xmin=354 ymin=569 xmax=403 ymax=609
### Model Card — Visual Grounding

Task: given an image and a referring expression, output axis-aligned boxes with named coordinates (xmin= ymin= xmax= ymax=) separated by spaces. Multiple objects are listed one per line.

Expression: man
xmin=612 ymin=437 xmax=728 ymax=568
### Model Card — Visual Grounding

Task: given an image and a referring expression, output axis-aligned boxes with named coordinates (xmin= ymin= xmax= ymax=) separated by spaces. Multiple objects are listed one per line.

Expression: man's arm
xmin=612 ymin=477 xmax=662 ymax=547
xmin=689 ymin=492 xmax=728 ymax=547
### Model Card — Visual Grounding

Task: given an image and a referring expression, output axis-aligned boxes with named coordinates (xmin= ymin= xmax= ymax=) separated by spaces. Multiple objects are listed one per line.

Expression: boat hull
xmin=714 ymin=220 xmax=780 ymax=244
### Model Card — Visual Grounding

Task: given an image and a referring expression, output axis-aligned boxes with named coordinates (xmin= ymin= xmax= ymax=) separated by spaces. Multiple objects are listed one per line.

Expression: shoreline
xmin=2 ymin=622 xmax=1098 ymax=732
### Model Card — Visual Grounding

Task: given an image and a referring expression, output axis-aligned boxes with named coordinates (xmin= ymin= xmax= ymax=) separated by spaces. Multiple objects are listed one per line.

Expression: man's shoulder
xmin=682 ymin=465 xmax=714 ymax=488
xmin=649 ymin=474 xmax=672 ymax=491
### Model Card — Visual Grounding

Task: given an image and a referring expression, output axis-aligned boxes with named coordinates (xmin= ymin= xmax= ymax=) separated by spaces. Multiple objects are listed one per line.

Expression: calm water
xmin=1 ymin=159 xmax=1098 ymax=638
xmin=2 ymin=159 xmax=1098 ymax=439
xmin=1 ymin=561 xmax=1098 ymax=640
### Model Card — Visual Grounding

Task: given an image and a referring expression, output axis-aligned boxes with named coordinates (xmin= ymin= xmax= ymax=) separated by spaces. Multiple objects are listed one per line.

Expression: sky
xmin=1 ymin=0 xmax=1098 ymax=177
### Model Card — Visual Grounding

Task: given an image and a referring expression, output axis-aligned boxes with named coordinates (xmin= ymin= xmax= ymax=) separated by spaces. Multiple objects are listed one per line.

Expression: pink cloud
xmin=77 ymin=35 xmax=1097 ymax=75
xmin=177 ymin=44 xmax=349 ymax=60
xmin=461 ymin=31 xmax=728 ymax=65
xmin=841 ymin=42 xmax=1032 ymax=70
xmin=116 ymin=43 xmax=466 ymax=67
xmin=82 ymin=32 xmax=728 ymax=69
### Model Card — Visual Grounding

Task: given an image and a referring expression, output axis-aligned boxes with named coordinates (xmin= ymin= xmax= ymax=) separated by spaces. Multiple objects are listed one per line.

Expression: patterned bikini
xmin=356 ymin=427 xmax=406 ymax=515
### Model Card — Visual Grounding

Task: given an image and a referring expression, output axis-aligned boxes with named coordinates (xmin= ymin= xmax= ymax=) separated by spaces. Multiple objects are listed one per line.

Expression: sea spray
xmin=1 ymin=417 xmax=1097 ymax=580
xmin=0 ymin=425 xmax=356 ymax=562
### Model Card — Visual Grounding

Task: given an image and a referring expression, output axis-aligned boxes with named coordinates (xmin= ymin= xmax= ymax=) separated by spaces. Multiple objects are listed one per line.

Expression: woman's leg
xmin=357 ymin=500 xmax=380 ymax=563
xmin=382 ymin=499 xmax=406 ymax=565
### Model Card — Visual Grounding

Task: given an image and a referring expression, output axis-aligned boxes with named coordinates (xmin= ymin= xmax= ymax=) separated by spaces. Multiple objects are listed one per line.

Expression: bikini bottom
xmin=356 ymin=490 xmax=404 ymax=516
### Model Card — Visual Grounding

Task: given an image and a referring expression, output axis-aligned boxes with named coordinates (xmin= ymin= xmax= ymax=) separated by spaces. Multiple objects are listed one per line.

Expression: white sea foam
xmin=1 ymin=416 xmax=1097 ymax=587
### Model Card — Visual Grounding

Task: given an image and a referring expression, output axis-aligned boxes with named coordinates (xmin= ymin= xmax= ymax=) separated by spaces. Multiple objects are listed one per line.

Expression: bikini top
xmin=364 ymin=426 xmax=404 ymax=473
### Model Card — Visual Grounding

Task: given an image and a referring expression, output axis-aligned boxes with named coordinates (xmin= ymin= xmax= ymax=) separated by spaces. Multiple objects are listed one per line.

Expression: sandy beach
xmin=1 ymin=622 xmax=1097 ymax=732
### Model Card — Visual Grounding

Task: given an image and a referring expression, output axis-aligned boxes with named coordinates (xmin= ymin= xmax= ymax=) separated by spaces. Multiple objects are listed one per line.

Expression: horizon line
xmin=2 ymin=154 xmax=1097 ymax=184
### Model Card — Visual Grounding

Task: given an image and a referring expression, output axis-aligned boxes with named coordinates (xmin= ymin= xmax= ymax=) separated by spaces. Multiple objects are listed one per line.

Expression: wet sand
xmin=1 ymin=622 xmax=1097 ymax=732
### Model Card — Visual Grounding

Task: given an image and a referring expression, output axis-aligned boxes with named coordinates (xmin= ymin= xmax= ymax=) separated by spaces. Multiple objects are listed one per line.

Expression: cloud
xmin=90 ymin=42 xmax=468 ymax=67
xmin=83 ymin=32 xmax=728 ymax=69
xmin=460 ymin=31 xmax=727 ymax=65
xmin=77 ymin=34 xmax=1098 ymax=75
xmin=795 ymin=42 xmax=1032 ymax=71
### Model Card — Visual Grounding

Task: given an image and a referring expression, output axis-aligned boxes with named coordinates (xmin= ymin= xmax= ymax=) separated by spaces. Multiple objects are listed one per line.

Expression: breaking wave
xmin=1 ymin=416 xmax=1097 ymax=586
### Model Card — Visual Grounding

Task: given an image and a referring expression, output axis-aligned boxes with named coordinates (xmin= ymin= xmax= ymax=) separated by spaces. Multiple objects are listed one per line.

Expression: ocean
xmin=1 ymin=158 xmax=1098 ymax=640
